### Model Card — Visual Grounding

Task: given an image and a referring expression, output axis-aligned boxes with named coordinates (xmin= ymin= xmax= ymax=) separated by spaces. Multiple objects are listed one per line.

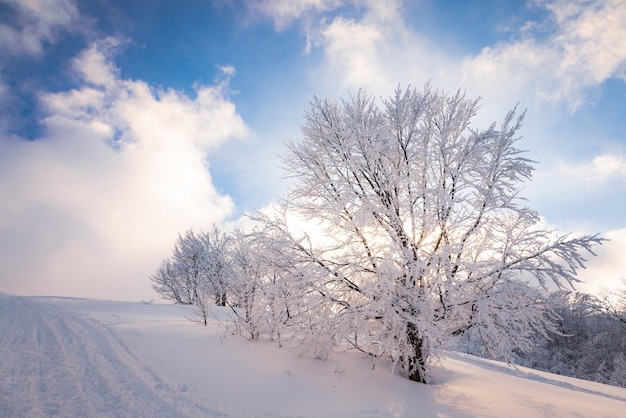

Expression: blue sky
xmin=1 ymin=0 xmax=625 ymax=300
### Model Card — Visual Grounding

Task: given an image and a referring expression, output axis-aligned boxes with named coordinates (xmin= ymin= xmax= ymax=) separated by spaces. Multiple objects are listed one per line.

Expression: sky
xmin=0 ymin=0 xmax=625 ymax=301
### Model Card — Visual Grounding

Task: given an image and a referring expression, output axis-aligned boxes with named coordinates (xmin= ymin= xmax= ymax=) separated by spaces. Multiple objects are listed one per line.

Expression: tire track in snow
xmin=0 ymin=294 xmax=225 ymax=417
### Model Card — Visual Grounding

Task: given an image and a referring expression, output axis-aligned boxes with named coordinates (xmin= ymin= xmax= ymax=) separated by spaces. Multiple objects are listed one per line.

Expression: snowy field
xmin=1 ymin=293 xmax=625 ymax=417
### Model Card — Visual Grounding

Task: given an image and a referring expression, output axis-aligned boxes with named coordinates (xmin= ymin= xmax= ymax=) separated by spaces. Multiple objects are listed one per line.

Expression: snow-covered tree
xmin=187 ymin=225 xmax=234 ymax=326
xmin=151 ymin=226 xmax=235 ymax=321
xmin=172 ymin=229 xmax=207 ymax=304
xmin=263 ymin=85 xmax=603 ymax=383
xmin=150 ymin=229 xmax=206 ymax=305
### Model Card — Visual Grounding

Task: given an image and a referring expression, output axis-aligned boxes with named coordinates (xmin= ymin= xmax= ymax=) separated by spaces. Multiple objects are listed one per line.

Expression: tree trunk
xmin=406 ymin=322 xmax=427 ymax=383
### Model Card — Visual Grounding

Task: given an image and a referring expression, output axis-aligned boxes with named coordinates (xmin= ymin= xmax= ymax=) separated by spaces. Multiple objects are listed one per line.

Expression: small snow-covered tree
xmin=150 ymin=259 xmax=186 ymax=304
xmin=189 ymin=225 xmax=234 ymax=326
xmin=265 ymin=85 xmax=602 ymax=383
xmin=228 ymin=230 xmax=264 ymax=339
xmin=151 ymin=226 xmax=236 ymax=316
xmin=150 ymin=229 xmax=206 ymax=304
xmin=173 ymin=229 xmax=208 ymax=304
xmin=201 ymin=225 xmax=233 ymax=307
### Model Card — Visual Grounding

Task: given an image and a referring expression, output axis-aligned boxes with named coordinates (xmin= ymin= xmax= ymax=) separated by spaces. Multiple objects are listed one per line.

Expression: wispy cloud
xmin=255 ymin=0 xmax=626 ymax=111
xmin=559 ymin=153 xmax=626 ymax=184
xmin=529 ymin=152 xmax=626 ymax=203
xmin=0 ymin=39 xmax=248 ymax=299
xmin=251 ymin=0 xmax=347 ymax=30
xmin=0 ymin=0 xmax=81 ymax=56
xmin=464 ymin=0 xmax=626 ymax=110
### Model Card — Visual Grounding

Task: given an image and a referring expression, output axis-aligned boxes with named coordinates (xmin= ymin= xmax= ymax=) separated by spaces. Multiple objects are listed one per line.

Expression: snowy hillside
xmin=1 ymin=293 xmax=625 ymax=417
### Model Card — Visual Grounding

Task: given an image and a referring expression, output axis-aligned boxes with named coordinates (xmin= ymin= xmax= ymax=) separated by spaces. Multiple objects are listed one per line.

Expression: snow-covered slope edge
xmin=2 ymin=294 xmax=625 ymax=417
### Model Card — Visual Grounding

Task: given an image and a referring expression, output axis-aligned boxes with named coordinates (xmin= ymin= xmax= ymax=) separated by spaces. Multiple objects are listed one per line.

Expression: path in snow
xmin=0 ymin=293 xmax=221 ymax=418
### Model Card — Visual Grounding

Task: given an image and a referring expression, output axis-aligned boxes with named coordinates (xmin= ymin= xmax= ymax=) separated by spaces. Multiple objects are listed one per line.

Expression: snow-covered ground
xmin=2 ymin=293 xmax=625 ymax=417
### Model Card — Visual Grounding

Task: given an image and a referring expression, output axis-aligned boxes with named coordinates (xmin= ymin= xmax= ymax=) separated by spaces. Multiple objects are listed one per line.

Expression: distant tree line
xmin=458 ymin=285 xmax=626 ymax=387
xmin=520 ymin=288 xmax=626 ymax=386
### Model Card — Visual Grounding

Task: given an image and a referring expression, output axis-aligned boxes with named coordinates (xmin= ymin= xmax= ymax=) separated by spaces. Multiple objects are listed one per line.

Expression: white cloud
xmin=548 ymin=0 xmax=626 ymax=82
xmin=0 ymin=40 xmax=248 ymax=300
xmin=0 ymin=0 xmax=80 ymax=56
xmin=217 ymin=64 xmax=236 ymax=78
xmin=528 ymin=152 xmax=626 ymax=206
xmin=463 ymin=0 xmax=626 ymax=110
xmin=71 ymin=38 xmax=123 ymax=88
xmin=313 ymin=2 xmax=453 ymax=98
xmin=320 ymin=17 xmax=383 ymax=89
xmin=252 ymin=0 xmax=347 ymax=30
xmin=273 ymin=0 xmax=625 ymax=115
xmin=560 ymin=153 xmax=626 ymax=184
